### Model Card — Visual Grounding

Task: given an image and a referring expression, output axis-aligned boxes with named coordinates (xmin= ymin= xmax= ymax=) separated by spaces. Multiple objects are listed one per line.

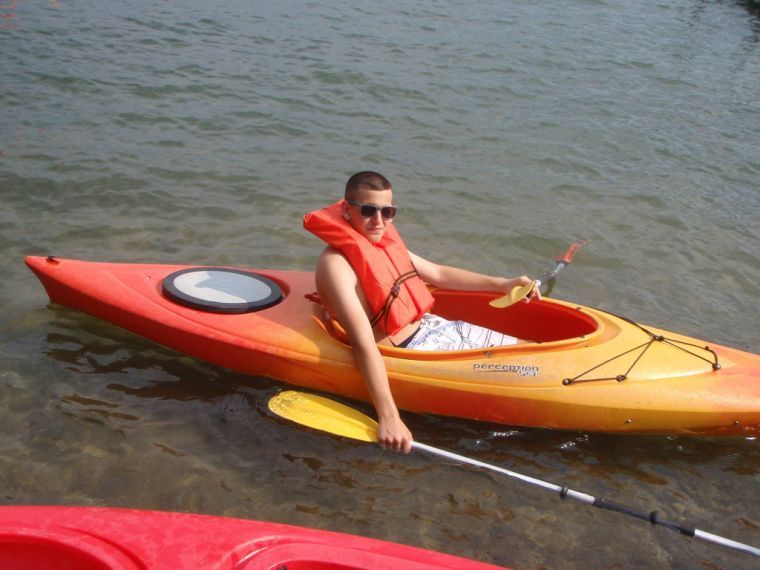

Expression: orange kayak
xmin=0 ymin=506 xmax=506 ymax=569
xmin=25 ymin=256 xmax=760 ymax=436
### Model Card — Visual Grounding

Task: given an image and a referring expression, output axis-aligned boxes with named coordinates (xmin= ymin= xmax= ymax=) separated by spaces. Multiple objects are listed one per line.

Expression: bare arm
xmin=316 ymin=249 xmax=412 ymax=453
xmin=409 ymin=251 xmax=541 ymax=300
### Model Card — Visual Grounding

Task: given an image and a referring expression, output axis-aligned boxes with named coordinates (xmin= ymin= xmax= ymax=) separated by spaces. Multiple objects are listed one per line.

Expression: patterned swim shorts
xmin=402 ymin=313 xmax=518 ymax=351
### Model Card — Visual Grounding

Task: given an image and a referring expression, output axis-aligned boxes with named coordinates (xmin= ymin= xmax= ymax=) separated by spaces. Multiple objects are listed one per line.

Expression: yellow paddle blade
xmin=268 ymin=390 xmax=378 ymax=443
xmin=488 ymin=281 xmax=535 ymax=308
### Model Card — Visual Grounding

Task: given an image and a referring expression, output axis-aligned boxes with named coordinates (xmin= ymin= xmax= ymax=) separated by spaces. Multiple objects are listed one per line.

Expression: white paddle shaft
xmin=412 ymin=442 xmax=759 ymax=557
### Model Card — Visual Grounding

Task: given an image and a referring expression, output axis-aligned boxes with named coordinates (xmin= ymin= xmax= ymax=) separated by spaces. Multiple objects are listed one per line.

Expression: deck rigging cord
xmin=498 ymin=241 xmax=721 ymax=386
xmin=562 ymin=310 xmax=720 ymax=385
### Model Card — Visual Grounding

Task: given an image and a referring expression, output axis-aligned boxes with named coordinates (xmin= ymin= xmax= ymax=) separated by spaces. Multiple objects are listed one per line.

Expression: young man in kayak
xmin=304 ymin=171 xmax=540 ymax=454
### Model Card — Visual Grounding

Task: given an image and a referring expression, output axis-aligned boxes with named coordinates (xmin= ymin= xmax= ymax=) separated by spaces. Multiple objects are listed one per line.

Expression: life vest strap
xmin=369 ymin=270 xmax=420 ymax=330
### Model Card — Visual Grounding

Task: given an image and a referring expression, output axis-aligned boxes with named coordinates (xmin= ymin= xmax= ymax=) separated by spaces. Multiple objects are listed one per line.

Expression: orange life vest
xmin=303 ymin=200 xmax=435 ymax=336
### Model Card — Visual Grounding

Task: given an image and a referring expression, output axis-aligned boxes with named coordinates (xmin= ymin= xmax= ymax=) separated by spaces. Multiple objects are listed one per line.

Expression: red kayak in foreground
xmin=0 ymin=506 xmax=506 ymax=569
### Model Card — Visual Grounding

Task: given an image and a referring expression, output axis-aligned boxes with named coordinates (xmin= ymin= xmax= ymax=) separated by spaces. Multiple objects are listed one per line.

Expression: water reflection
xmin=692 ymin=0 xmax=760 ymax=41
xmin=735 ymin=0 xmax=760 ymax=23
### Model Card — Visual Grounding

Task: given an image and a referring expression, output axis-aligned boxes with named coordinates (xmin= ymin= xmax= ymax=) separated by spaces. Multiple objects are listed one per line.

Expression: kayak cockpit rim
xmin=315 ymin=291 xmax=605 ymax=360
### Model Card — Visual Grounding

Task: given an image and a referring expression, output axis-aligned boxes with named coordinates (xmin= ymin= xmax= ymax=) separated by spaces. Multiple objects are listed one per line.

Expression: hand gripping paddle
xmin=489 ymin=240 xmax=590 ymax=308
xmin=488 ymin=280 xmax=538 ymax=308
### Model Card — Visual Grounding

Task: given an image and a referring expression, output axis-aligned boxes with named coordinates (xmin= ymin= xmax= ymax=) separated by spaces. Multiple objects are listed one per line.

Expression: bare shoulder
xmin=315 ymin=246 xmax=365 ymax=322
xmin=316 ymin=247 xmax=357 ymax=287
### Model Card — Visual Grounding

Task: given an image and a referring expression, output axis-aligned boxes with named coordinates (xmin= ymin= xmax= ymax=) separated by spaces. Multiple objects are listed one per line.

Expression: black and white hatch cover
xmin=162 ymin=268 xmax=283 ymax=313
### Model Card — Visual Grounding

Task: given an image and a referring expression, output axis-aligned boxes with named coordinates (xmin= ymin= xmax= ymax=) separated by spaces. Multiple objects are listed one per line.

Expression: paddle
xmin=488 ymin=280 xmax=537 ymax=308
xmin=489 ymin=240 xmax=590 ymax=308
xmin=268 ymin=390 xmax=760 ymax=558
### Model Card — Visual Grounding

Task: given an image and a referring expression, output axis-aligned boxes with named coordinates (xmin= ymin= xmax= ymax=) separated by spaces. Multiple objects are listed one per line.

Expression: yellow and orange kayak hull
xmin=25 ymin=256 xmax=760 ymax=436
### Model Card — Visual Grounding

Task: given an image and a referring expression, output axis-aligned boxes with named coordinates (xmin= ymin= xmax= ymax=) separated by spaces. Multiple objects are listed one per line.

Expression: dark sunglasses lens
xmin=359 ymin=205 xmax=378 ymax=217
xmin=359 ymin=205 xmax=396 ymax=219
xmin=381 ymin=206 xmax=397 ymax=219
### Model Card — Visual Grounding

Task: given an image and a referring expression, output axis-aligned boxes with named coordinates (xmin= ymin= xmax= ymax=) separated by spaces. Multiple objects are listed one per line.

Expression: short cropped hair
xmin=344 ymin=171 xmax=392 ymax=199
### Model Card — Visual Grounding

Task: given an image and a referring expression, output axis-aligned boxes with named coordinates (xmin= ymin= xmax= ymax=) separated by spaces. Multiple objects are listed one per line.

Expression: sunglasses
xmin=347 ymin=200 xmax=398 ymax=220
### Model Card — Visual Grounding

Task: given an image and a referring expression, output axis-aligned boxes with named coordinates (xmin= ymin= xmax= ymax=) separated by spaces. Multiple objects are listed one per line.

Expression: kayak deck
xmin=25 ymin=256 xmax=760 ymax=435
xmin=0 ymin=506 xmax=506 ymax=569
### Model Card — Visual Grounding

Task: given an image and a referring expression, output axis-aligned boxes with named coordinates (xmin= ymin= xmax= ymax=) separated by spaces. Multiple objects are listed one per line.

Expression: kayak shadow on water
xmin=43 ymin=306 xmax=274 ymax=399
xmin=400 ymin=402 xmax=759 ymax=484
xmin=423 ymin=408 xmax=759 ymax=452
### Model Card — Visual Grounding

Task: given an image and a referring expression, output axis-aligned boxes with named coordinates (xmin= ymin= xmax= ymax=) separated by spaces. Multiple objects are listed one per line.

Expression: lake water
xmin=1 ymin=0 xmax=758 ymax=568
